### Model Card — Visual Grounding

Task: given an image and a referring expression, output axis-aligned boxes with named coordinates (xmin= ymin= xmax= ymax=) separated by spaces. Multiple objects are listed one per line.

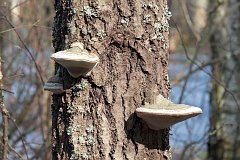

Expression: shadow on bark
xmin=124 ymin=113 xmax=170 ymax=150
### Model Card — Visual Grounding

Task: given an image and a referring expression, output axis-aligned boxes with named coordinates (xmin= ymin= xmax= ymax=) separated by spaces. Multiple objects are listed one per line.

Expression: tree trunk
xmin=51 ymin=0 xmax=171 ymax=159
xmin=192 ymin=0 xmax=208 ymax=32
xmin=0 ymin=31 xmax=8 ymax=160
xmin=0 ymin=2 xmax=9 ymax=159
xmin=225 ymin=0 xmax=240 ymax=159
xmin=208 ymin=0 xmax=240 ymax=159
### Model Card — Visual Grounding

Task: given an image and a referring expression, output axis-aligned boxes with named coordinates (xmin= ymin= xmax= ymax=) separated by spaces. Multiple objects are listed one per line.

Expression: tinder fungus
xmin=136 ymin=94 xmax=202 ymax=130
xmin=51 ymin=42 xmax=99 ymax=78
xmin=44 ymin=73 xmax=64 ymax=94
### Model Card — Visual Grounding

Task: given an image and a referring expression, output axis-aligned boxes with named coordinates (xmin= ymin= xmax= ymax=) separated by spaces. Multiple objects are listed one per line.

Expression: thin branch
xmin=8 ymin=114 xmax=30 ymax=160
xmin=171 ymin=17 xmax=200 ymax=104
xmin=0 ymin=88 xmax=14 ymax=94
xmin=180 ymin=0 xmax=200 ymax=41
xmin=171 ymin=52 xmax=235 ymax=85
xmin=7 ymin=143 xmax=24 ymax=160
xmin=0 ymin=139 xmax=24 ymax=160
xmin=0 ymin=11 xmax=44 ymax=86
xmin=0 ymin=20 xmax=51 ymax=34
xmin=171 ymin=18 xmax=240 ymax=112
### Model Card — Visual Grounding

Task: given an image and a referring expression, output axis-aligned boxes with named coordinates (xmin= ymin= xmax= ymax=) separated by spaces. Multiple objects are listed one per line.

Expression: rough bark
xmin=208 ymin=0 xmax=240 ymax=159
xmin=51 ymin=0 xmax=171 ymax=159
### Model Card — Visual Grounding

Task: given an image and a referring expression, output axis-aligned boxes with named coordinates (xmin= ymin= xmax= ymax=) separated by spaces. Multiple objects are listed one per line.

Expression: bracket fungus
xmin=51 ymin=42 xmax=99 ymax=78
xmin=135 ymin=94 xmax=202 ymax=130
xmin=44 ymin=70 xmax=64 ymax=94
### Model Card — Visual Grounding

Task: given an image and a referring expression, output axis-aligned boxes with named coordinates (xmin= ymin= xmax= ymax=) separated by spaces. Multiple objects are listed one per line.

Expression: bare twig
xmin=0 ymin=11 xmax=44 ymax=86
xmin=0 ymin=88 xmax=14 ymax=94
xmin=180 ymin=0 xmax=200 ymax=41
xmin=7 ymin=143 xmax=24 ymax=160
xmin=171 ymin=52 xmax=236 ymax=85
xmin=0 ymin=22 xmax=40 ymax=34
xmin=8 ymin=114 xmax=29 ymax=160
xmin=171 ymin=18 xmax=240 ymax=112
xmin=0 ymin=139 xmax=24 ymax=160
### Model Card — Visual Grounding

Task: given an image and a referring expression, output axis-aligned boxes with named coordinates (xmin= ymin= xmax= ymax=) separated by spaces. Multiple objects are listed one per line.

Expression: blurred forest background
xmin=0 ymin=0 xmax=239 ymax=160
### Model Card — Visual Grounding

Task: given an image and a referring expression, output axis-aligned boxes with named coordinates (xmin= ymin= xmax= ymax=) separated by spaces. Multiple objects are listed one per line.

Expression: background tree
xmin=0 ymin=2 xmax=8 ymax=158
xmin=208 ymin=0 xmax=240 ymax=159
xmin=51 ymin=0 xmax=171 ymax=159
xmin=0 ymin=0 xmax=53 ymax=159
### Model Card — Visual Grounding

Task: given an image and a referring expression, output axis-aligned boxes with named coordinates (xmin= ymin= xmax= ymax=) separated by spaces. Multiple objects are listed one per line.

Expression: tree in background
xmin=0 ymin=0 xmax=53 ymax=159
xmin=208 ymin=0 xmax=240 ymax=159
xmin=0 ymin=3 xmax=8 ymax=158
xmin=51 ymin=0 xmax=171 ymax=159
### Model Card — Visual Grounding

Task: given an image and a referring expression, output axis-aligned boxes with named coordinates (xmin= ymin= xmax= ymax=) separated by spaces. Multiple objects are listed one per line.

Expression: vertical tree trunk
xmin=0 ymin=2 xmax=9 ymax=159
xmin=208 ymin=0 xmax=240 ymax=159
xmin=0 ymin=33 xmax=8 ymax=160
xmin=192 ymin=0 xmax=208 ymax=32
xmin=51 ymin=0 xmax=171 ymax=159
xmin=225 ymin=0 xmax=240 ymax=159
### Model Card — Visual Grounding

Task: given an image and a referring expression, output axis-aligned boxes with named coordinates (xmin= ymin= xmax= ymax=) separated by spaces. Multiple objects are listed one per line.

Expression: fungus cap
xmin=135 ymin=95 xmax=203 ymax=130
xmin=51 ymin=42 xmax=99 ymax=78
xmin=44 ymin=74 xmax=64 ymax=94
